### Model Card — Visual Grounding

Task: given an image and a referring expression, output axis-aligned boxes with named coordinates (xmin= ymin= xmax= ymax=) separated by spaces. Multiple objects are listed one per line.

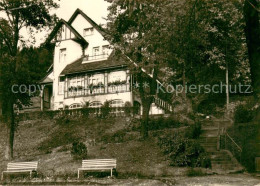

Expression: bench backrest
xmin=82 ymin=159 xmax=116 ymax=168
xmin=7 ymin=161 xmax=38 ymax=171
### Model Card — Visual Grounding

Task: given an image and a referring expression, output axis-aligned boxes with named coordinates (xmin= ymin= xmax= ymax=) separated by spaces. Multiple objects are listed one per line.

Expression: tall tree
xmin=244 ymin=0 xmax=260 ymax=99
xmin=0 ymin=0 xmax=58 ymax=159
xmin=105 ymin=0 xmax=173 ymax=138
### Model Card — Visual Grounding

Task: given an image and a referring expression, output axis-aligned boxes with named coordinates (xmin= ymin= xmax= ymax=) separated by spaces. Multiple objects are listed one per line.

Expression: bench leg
xmin=111 ymin=169 xmax=112 ymax=177
xmin=30 ymin=171 xmax=32 ymax=179
xmin=78 ymin=170 xmax=80 ymax=179
xmin=1 ymin=172 xmax=4 ymax=181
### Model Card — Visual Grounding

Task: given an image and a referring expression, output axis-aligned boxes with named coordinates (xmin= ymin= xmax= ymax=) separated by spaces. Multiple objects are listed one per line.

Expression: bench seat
xmin=78 ymin=159 xmax=116 ymax=178
xmin=1 ymin=161 xmax=38 ymax=180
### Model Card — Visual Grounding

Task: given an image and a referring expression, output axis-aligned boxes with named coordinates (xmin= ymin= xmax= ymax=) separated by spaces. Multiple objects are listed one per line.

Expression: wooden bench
xmin=78 ymin=159 xmax=116 ymax=178
xmin=1 ymin=161 xmax=38 ymax=180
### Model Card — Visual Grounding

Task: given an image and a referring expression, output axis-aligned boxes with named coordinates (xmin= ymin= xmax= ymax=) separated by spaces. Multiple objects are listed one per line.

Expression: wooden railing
xmin=154 ymin=96 xmax=173 ymax=113
xmin=220 ymin=130 xmax=242 ymax=162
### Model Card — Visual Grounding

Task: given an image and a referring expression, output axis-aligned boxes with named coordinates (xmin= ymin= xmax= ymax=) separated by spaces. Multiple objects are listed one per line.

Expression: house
xmin=40 ymin=9 xmax=172 ymax=115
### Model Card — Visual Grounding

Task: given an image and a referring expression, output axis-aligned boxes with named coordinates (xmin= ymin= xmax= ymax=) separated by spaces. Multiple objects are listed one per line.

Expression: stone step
xmin=200 ymin=133 xmax=218 ymax=137
xmin=201 ymin=127 xmax=219 ymax=130
xmin=198 ymin=136 xmax=218 ymax=143
xmin=212 ymin=163 xmax=239 ymax=170
xmin=211 ymin=154 xmax=231 ymax=161
xmin=202 ymin=145 xmax=217 ymax=152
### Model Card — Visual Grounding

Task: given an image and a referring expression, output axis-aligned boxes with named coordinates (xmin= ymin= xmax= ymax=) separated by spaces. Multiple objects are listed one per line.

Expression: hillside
xmin=0 ymin=115 xmax=190 ymax=179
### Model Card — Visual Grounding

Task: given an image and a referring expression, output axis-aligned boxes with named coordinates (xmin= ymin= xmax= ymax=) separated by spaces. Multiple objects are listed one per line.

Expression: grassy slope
xmin=0 ymin=117 xmax=187 ymax=178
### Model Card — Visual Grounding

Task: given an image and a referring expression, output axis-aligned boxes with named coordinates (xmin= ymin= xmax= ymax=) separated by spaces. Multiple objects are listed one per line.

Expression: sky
xmin=54 ymin=0 xmax=109 ymax=23
xmin=25 ymin=0 xmax=110 ymax=46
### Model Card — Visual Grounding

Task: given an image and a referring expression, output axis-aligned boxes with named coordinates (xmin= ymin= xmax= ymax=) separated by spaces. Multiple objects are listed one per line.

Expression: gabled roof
xmin=61 ymin=52 xmax=129 ymax=75
xmin=45 ymin=19 xmax=88 ymax=48
xmin=68 ymin=8 xmax=106 ymax=37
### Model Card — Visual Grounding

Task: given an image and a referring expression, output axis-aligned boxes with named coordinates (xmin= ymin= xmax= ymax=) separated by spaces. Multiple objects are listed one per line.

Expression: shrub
xmin=158 ymin=133 xmax=211 ymax=168
xmin=124 ymin=101 xmax=132 ymax=116
xmin=101 ymin=101 xmax=110 ymax=118
xmin=71 ymin=141 xmax=88 ymax=160
xmin=148 ymin=116 xmax=187 ymax=130
xmin=234 ymin=105 xmax=254 ymax=123
xmin=185 ymin=121 xmax=201 ymax=139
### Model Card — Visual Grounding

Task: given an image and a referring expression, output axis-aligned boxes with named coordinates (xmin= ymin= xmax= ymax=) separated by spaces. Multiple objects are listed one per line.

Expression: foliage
xmin=158 ymin=132 xmax=211 ymax=168
xmin=234 ymin=104 xmax=254 ymax=123
xmin=185 ymin=121 xmax=202 ymax=139
xmin=227 ymin=123 xmax=260 ymax=172
xmin=124 ymin=101 xmax=132 ymax=116
xmin=147 ymin=116 xmax=188 ymax=131
xmin=101 ymin=100 xmax=111 ymax=118
xmin=0 ymin=0 xmax=58 ymax=159
xmin=244 ymin=0 xmax=260 ymax=99
xmin=71 ymin=141 xmax=88 ymax=160
xmin=105 ymin=0 xmax=174 ymax=138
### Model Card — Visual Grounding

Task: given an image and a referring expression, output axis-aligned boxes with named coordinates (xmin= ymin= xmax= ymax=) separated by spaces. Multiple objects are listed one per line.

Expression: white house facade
xmin=40 ymin=9 xmax=171 ymax=115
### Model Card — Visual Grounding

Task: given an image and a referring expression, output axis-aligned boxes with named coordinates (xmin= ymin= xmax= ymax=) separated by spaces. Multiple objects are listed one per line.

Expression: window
xmin=108 ymin=71 xmax=126 ymax=82
xmin=83 ymin=27 xmax=94 ymax=36
xmin=59 ymin=48 xmax=66 ymax=63
xmin=58 ymin=76 xmax=65 ymax=95
xmin=102 ymin=45 xmax=109 ymax=55
xmin=69 ymin=103 xmax=82 ymax=109
xmin=89 ymin=74 xmax=104 ymax=85
xmin=110 ymin=99 xmax=124 ymax=114
xmin=110 ymin=99 xmax=124 ymax=107
xmin=67 ymin=75 xmax=85 ymax=97
xmin=93 ymin=47 xmax=100 ymax=57
xmin=89 ymin=101 xmax=103 ymax=108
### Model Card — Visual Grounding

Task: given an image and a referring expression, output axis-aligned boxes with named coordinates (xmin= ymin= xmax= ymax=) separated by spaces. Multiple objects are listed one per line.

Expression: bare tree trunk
xmin=141 ymin=100 xmax=151 ymax=139
xmin=226 ymin=64 xmax=229 ymax=113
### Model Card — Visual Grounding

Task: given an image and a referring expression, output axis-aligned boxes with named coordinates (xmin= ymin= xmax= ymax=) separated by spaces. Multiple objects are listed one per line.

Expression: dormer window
xmin=83 ymin=27 xmax=94 ymax=36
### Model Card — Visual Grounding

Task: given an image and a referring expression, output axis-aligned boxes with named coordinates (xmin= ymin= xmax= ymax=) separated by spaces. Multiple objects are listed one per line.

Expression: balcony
xmin=82 ymin=54 xmax=109 ymax=64
xmin=64 ymin=83 xmax=131 ymax=98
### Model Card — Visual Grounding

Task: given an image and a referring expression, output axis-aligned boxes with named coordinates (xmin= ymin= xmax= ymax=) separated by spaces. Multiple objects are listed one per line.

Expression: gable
xmin=45 ymin=19 xmax=88 ymax=48
xmin=53 ymin=24 xmax=76 ymax=42
xmin=68 ymin=8 xmax=106 ymax=38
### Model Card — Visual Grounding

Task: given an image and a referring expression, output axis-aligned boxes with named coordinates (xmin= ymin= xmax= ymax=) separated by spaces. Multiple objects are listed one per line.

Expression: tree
xmin=105 ymin=0 xmax=173 ymax=138
xmin=168 ymin=0 xmax=250 ymax=114
xmin=244 ymin=0 xmax=260 ymax=99
xmin=0 ymin=0 xmax=58 ymax=159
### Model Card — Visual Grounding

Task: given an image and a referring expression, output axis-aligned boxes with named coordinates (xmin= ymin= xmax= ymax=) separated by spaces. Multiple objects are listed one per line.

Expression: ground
xmin=0 ymin=114 xmax=260 ymax=185
xmin=1 ymin=174 xmax=260 ymax=185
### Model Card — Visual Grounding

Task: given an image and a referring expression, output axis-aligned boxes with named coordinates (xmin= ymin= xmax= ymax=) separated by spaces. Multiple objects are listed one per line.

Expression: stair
xmin=199 ymin=120 xmax=244 ymax=174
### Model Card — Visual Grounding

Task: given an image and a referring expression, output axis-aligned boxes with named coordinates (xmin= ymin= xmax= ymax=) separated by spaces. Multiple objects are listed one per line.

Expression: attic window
xmin=83 ymin=27 xmax=94 ymax=36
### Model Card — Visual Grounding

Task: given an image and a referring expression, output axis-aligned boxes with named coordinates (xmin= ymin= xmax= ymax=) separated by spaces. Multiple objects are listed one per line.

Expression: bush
xmin=101 ymin=101 xmax=110 ymax=118
xmin=185 ymin=121 xmax=201 ymax=139
xmin=71 ymin=141 xmax=88 ymax=160
xmin=158 ymin=133 xmax=211 ymax=168
xmin=234 ymin=105 xmax=254 ymax=123
xmin=124 ymin=101 xmax=132 ymax=116
xmin=148 ymin=116 xmax=187 ymax=130
xmin=227 ymin=123 xmax=260 ymax=172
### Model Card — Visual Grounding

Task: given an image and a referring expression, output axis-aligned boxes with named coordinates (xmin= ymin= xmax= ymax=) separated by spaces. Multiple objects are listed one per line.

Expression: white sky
xmin=24 ymin=0 xmax=110 ymax=46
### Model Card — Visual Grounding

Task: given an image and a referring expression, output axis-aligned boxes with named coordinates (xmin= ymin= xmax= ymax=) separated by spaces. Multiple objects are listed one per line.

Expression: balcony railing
xmin=65 ymin=83 xmax=131 ymax=98
xmin=82 ymin=54 xmax=109 ymax=63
